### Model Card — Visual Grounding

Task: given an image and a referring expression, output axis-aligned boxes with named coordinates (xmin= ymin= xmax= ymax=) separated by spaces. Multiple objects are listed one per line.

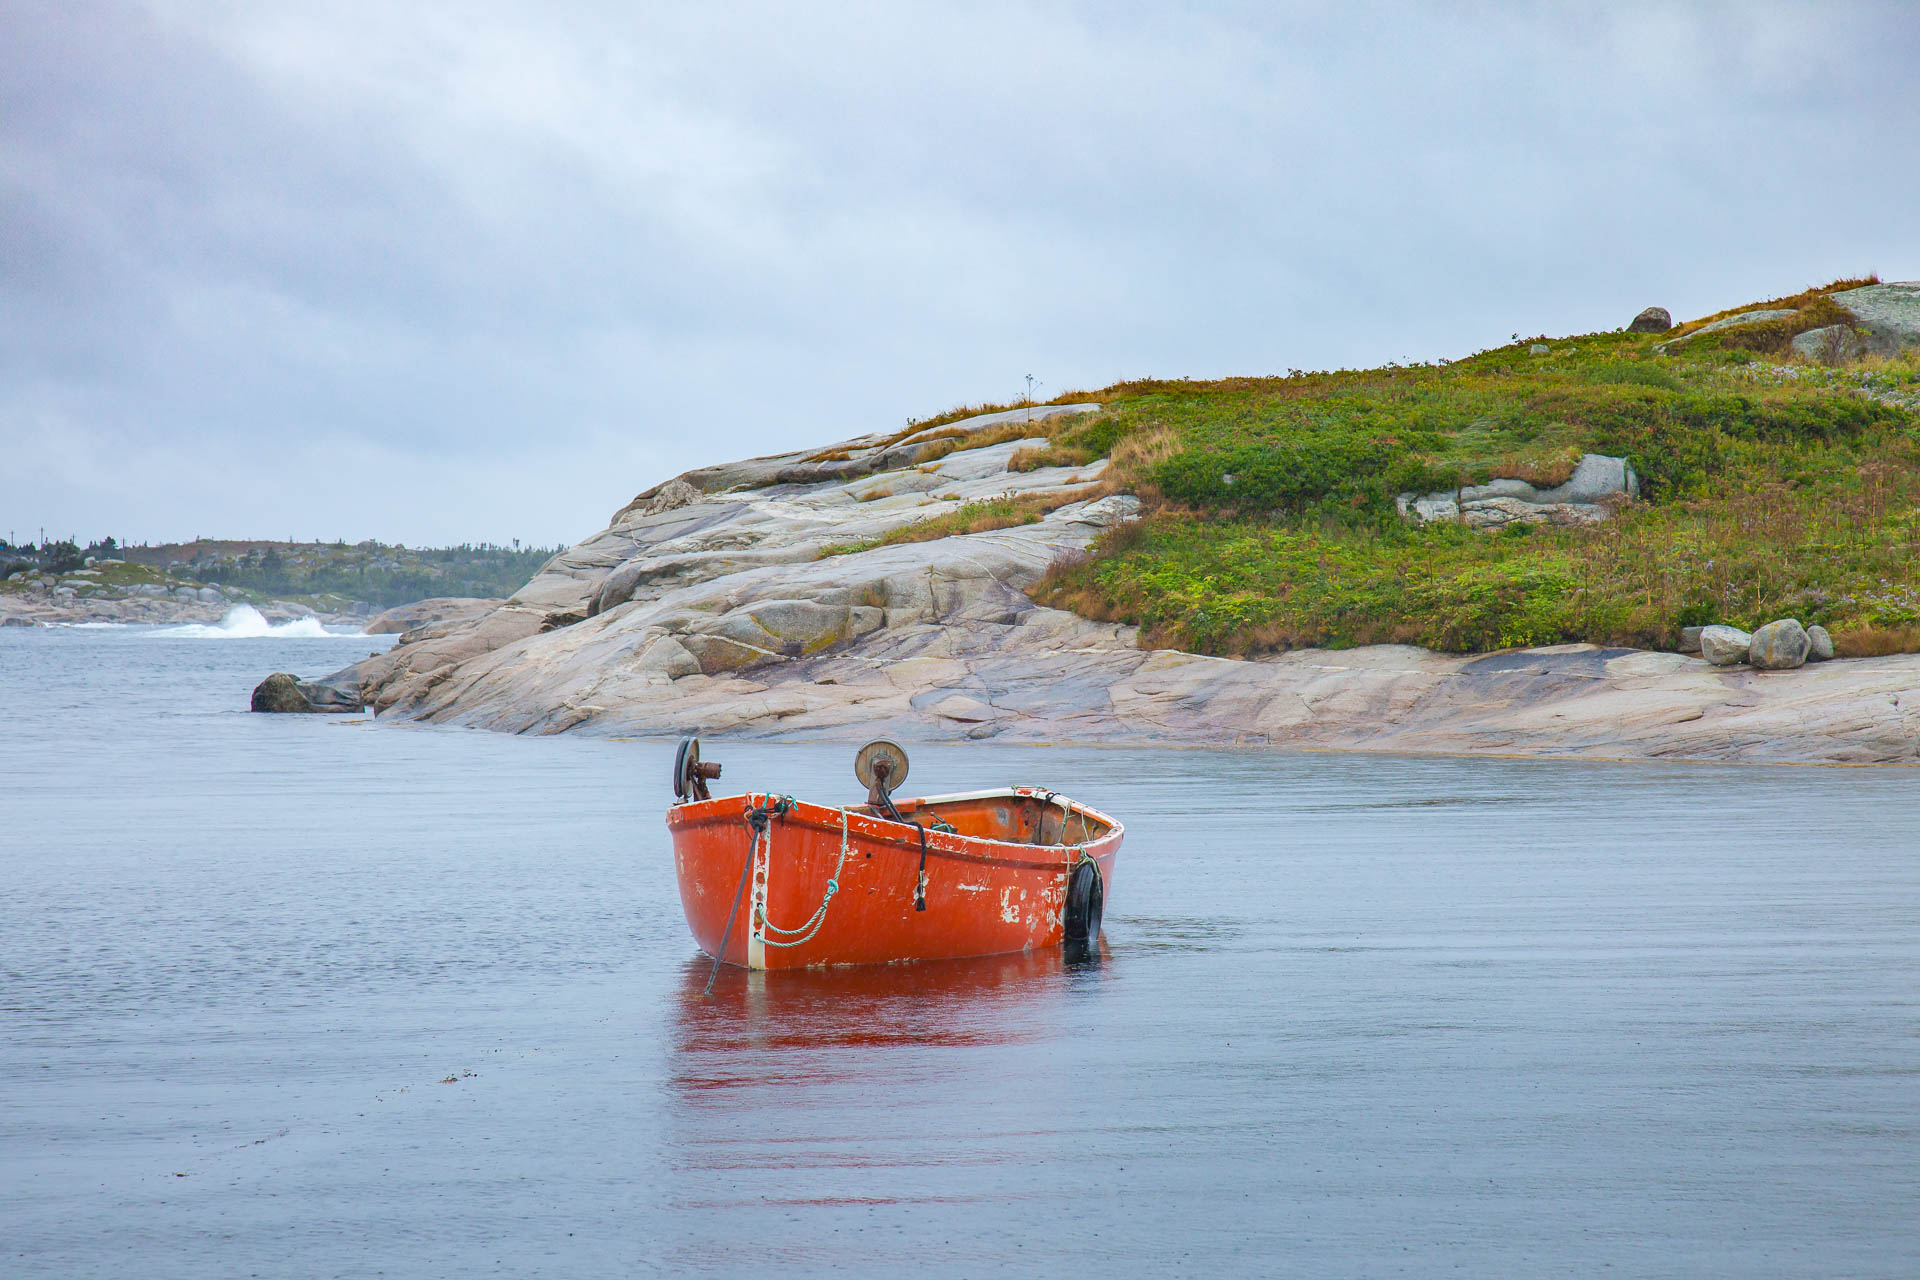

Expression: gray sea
xmin=3 ymin=623 xmax=1918 ymax=1278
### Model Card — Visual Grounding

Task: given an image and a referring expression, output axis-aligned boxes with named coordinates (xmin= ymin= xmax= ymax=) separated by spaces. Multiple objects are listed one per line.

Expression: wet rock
xmin=1628 ymin=306 xmax=1672 ymax=333
xmin=250 ymin=672 xmax=365 ymax=712
xmin=1747 ymin=619 xmax=1810 ymax=670
xmin=251 ymin=673 xmax=315 ymax=712
xmin=300 ymin=680 xmax=366 ymax=711
xmin=1807 ymin=624 xmax=1834 ymax=662
xmin=1699 ymin=625 xmax=1752 ymax=666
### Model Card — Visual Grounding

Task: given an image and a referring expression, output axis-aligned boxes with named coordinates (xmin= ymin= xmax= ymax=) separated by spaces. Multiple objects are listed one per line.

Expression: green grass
xmin=1013 ymin=278 xmax=1920 ymax=657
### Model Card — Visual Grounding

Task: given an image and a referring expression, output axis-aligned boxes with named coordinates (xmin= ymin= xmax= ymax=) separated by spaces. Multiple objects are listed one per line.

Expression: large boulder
xmin=250 ymin=672 xmax=364 ymax=712
xmin=1699 ymin=625 xmax=1752 ymax=667
xmin=251 ymin=673 xmax=314 ymax=712
xmin=1538 ymin=453 xmax=1640 ymax=505
xmin=1628 ymin=306 xmax=1672 ymax=333
xmin=1807 ymin=624 xmax=1835 ymax=662
xmin=1828 ymin=281 xmax=1920 ymax=356
xmin=1399 ymin=453 xmax=1637 ymax=530
xmin=1747 ymin=619 xmax=1811 ymax=671
xmin=1790 ymin=325 xmax=1866 ymax=364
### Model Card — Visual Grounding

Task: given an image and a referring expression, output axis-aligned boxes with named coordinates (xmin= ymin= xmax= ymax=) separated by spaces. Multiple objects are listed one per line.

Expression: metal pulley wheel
xmin=855 ymin=739 xmax=910 ymax=820
xmin=853 ymin=739 xmax=910 ymax=792
xmin=673 ymin=735 xmax=722 ymax=802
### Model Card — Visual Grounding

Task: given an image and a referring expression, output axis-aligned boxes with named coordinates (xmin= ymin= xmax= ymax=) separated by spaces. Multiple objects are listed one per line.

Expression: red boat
xmin=665 ymin=738 xmax=1122 ymax=970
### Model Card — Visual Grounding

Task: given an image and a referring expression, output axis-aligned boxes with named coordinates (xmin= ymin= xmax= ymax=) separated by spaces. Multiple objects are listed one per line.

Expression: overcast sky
xmin=4 ymin=1 xmax=1917 ymax=548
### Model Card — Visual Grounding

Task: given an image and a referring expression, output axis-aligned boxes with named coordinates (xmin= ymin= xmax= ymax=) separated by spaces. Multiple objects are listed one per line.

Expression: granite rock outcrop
xmin=270 ymin=404 xmax=1920 ymax=766
xmin=1397 ymin=453 xmax=1639 ymax=530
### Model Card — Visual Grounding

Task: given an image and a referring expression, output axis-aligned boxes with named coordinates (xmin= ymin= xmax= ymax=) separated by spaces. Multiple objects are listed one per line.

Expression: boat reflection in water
xmin=661 ymin=945 xmax=1113 ymax=1268
xmin=670 ymin=940 xmax=1108 ymax=1070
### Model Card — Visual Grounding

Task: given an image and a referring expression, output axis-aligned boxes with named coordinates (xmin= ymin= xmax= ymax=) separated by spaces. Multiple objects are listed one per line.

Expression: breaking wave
xmin=161 ymin=605 xmax=342 ymax=639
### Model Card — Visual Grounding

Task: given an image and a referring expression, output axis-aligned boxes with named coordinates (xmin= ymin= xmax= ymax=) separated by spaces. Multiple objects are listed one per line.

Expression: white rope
xmin=760 ymin=806 xmax=850 ymax=948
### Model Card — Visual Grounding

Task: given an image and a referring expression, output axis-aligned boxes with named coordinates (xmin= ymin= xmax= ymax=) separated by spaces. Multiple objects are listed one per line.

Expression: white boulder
xmin=1699 ymin=625 xmax=1752 ymax=667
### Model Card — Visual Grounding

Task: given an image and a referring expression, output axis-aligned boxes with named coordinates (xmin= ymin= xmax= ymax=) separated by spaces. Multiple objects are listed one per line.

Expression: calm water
xmin=3 ymin=626 xmax=1917 ymax=1278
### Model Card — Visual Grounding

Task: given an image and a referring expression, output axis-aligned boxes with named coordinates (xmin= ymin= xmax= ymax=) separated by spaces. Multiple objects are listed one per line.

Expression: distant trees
xmin=181 ymin=541 xmax=560 ymax=607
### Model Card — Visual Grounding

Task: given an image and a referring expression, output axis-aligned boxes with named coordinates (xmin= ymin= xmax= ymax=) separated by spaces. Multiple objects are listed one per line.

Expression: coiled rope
xmin=760 ymin=804 xmax=850 ymax=948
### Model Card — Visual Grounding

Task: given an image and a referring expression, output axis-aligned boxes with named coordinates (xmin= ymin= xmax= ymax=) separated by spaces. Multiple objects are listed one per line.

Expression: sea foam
xmin=160 ymin=604 xmax=341 ymax=639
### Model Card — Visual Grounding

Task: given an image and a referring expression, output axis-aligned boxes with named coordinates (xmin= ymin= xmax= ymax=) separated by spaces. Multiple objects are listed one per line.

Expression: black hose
xmin=913 ymin=821 xmax=929 ymax=912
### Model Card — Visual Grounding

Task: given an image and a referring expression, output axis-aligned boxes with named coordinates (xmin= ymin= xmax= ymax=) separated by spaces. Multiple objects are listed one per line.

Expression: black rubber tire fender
xmin=1063 ymin=858 xmax=1104 ymax=944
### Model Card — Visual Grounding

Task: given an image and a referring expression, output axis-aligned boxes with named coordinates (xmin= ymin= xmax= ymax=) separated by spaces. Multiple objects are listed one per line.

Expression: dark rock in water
xmin=1 ymin=616 xmax=36 ymax=627
xmin=301 ymin=680 xmax=366 ymax=711
xmin=252 ymin=673 xmax=313 ymax=712
xmin=1628 ymin=306 xmax=1673 ymax=333
xmin=251 ymin=673 xmax=364 ymax=713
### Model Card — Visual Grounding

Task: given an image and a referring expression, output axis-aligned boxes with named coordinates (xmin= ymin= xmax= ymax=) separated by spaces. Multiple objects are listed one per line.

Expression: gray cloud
xmin=4 ymin=0 xmax=1916 ymax=545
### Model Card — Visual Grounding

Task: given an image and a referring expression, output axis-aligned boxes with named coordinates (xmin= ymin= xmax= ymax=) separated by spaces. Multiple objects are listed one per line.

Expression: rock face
xmin=1829 ymin=281 xmax=1920 ymax=356
xmin=1747 ymin=619 xmax=1811 ymax=670
xmin=1699 ymin=625 xmax=1752 ymax=667
xmin=1790 ymin=324 xmax=1866 ymax=364
xmin=364 ymin=597 xmax=504 ymax=635
xmin=272 ymin=407 xmax=1920 ymax=765
xmin=1397 ymin=453 xmax=1639 ymax=529
xmin=1628 ymin=306 xmax=1672 ymax=333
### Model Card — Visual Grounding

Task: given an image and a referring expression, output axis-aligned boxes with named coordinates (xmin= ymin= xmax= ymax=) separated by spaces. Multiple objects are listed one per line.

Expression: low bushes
xmin=1011 ymin=278 xmax=1920 ymax=654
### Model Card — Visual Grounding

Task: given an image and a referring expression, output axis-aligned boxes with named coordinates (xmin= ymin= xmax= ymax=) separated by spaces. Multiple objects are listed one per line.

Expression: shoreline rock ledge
xmin=275 ymin=406 xmax=1920 ymax=765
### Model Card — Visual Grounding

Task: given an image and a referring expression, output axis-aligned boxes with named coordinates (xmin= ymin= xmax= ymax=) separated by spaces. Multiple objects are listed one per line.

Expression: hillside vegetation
xmin=130 ymin=539 xmax=562 ymax=609
xmin=990 ymin=279 xmax=1920 ymax=657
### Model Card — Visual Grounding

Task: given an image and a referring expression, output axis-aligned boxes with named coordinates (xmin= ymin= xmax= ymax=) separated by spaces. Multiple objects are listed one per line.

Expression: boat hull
xmin=666 ymin=787 xmax=1122 ymax=969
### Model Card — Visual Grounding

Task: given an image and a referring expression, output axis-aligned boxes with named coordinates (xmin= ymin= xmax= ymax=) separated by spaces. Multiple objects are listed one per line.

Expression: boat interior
xmin=864 ymin=791 xmax=1114 ymax=846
